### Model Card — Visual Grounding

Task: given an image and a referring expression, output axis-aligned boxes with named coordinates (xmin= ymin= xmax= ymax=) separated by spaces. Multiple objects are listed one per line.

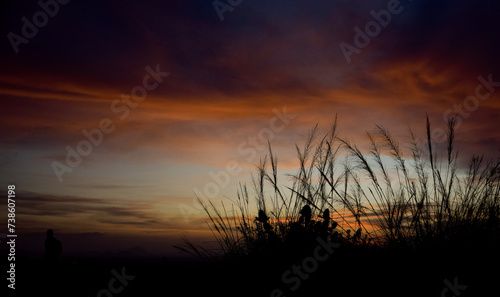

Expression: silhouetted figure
xmin=44 ymin=229 xmax=62 ymax=264
xmin=40 ymin=229 xmax=63 ymax=297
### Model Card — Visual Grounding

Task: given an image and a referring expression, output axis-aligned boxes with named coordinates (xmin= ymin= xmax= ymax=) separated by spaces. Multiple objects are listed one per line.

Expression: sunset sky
xmin=1 ymin=0 xmax=499 ymax=257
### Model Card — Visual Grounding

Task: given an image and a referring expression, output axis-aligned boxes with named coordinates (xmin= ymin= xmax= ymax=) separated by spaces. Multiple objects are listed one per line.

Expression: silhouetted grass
xmin=179 ymin=116 xmax=500 ymax=263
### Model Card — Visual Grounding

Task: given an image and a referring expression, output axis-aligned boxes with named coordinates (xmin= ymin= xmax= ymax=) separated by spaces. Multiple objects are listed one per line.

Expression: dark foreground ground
xmin=5 ymin=242 xmax=499 ymax=297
